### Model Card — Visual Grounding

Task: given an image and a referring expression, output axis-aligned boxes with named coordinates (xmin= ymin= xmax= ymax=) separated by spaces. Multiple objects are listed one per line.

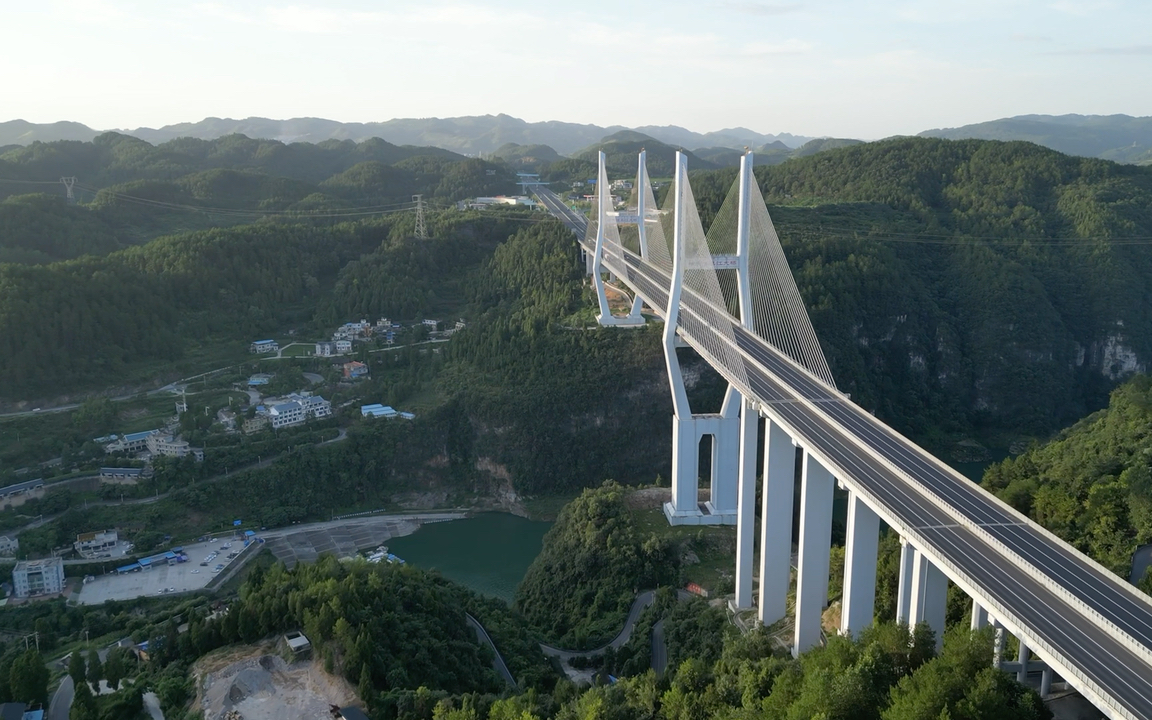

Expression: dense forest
xmin=684 ymin=137 xmax=1152 ymax=442
xmin=515 ymin=483 xmax=679 ymax=649
xmin=983 ymin=374 xmax=1152 ymax=585
xmin=4 ymin=134 xmax=1152 ymax=485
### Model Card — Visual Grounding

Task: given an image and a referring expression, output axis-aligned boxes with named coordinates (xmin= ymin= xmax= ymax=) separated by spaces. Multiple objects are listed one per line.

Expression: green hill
xmin=921 ymin=114 xmax=1152 ymax=165
xmin=983 ymin=375 xmax=1152 ymax=584
xmin=570 ymin=130 xmax=719 ymax=177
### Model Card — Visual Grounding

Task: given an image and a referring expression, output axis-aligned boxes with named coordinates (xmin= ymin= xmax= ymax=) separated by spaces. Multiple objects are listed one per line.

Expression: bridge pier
xmin=896 ymin=538 xmax=915 ymax=623
xmin=971 ymin=600 xmax=989 ymax=630
xmin=1017 ymin=643 xmax=1031 ymax=684
xmin=733 ymin=398 xmax=760 ymax=609
xmin=840 ymin=490 xmax=879 ymax=638
xmin=908 ymin=548 xmax=948 ymax=653
xmin=794 ymin=452 xmax=834 ymax=656
xmin=758 ymin=419 xmax=797 ymax=626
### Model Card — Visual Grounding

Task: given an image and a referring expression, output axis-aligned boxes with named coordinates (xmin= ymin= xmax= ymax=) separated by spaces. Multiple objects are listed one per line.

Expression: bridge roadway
xmin=533 ymin=186 xmax=1152 ymax=717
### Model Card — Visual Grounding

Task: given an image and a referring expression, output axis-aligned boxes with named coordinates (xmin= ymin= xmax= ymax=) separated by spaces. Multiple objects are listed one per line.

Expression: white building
xmin=74 ymin=530 xmax=119 ymax=557
xmin=250 ymin=340 xmax=279 ymax=354
xmin=361 ymin=403 xmax=397 ymax=418
xmin=269 ymin=395 xmax=331 ymax=429
xmin=0 ymin=536 xmax=18 ymax=557
xmin=315 ymin=341 xmax=336 ymax=357
xmin=146 ymin=433 xmax=203 ymax=461
xmin=0 ymin=479 xmax=45 ymax=510
xmin=105 ymin=430 xmax=159 ymax=455
xmin=13 ymin=556 xmax=65 ymax=597
xmin=335 ymin=340 xmax=352 ymax=354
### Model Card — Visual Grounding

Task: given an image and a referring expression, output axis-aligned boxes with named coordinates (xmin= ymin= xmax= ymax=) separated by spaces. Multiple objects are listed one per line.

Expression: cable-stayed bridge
xmin=534 ymin=152 xmax=1152 ymax=719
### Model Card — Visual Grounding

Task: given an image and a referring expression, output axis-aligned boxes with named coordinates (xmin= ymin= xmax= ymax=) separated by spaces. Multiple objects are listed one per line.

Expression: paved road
xmin=605 ymin=237 xmax=1152 ymax=718
xmin=48 ymin=674 xmax=72 ymax=720
xmin=466 ymin=613 xmax=516 ymax=688
xmin=539 ymin=590 xmax=656 ymax=661
xmin=651 ymin=620 xmax=668 ymax=677
xmin=532 ymin=187 xmax=588 ymax=237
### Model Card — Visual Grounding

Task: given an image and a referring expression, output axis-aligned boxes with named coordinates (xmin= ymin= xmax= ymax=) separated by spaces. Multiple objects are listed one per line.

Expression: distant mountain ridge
xmin=0 ymin=114 xmax=814 ymax=156
xmin=920 ymin=114 xmax=1152 ymax=165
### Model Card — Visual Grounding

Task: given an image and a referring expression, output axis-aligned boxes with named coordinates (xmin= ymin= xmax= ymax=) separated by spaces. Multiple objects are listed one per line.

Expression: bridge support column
xmin=1040 ymin=667 xmax=1053 ymax=696
xmin=896 ymin=538 xmax=914 ymax=624
xmin=971 ymin=601 xmax=988 ymax=631
xmin=908 ymin=549 xmax=948 ymax=653
xmin=734 ymin=398 xmax=760 ymax=609
xmin=705 ymin=387 xmax=741 ymax=521
xmin=1016 ymin=642 xmax=1030 ymax=684
xmin=794 ymin=452 xmax=834 ymax=656
xmin=759 ymin=419 xmax=796 ymax=626
xmin=667 ymin=415 xmax=700 ymax=520
xmin=993 ymin=622 xmax=1005 ymax=668
xmin=840 ymin=491 xmax=879 ymax=638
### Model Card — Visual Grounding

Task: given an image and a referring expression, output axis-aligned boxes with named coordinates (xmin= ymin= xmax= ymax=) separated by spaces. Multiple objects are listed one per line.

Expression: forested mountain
xmin=0 ymin=132 xmax=463 ymax=192
xmin=921 ymin=114 xmax=1152 ymax=165
xmin=571 ymin=131 xmax=720 ymax=177
xmin=0 ymin=115 xmax=814 ymax=156
xmin=687 ymin=137 xmax=1152 ymax=440
xmin=0 ymin=134 xmax=516 ymax=264
xmin=983 ymin=375 xmax=1152 ymax=584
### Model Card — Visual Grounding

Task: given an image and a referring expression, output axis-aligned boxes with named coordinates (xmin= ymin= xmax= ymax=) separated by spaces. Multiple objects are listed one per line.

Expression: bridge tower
xmin=661 ymin=150 xmax=741 ymax=526
xmin=591 ymin=152 xmax=645 ymax=327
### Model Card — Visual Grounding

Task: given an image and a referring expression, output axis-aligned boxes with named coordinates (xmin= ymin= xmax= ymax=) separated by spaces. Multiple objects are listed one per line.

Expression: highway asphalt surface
xmin=537 ymin=189 xmax=1152 ymax=717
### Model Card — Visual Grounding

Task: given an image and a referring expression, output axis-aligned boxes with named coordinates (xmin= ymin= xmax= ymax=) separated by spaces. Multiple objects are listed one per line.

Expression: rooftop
xmin=122 ymin=430 xmax=158 ymax=442
xmin=15 ymin=556 xmax=63 ymax=572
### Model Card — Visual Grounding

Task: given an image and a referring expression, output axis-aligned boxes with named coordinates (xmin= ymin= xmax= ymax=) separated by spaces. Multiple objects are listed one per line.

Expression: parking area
xmin=75 ymin=537 xmax=251 ymax=604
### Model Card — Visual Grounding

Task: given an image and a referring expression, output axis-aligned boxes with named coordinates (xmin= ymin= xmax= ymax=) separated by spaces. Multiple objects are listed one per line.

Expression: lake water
xmin=387 ymin=513 xmax=552 ymax=602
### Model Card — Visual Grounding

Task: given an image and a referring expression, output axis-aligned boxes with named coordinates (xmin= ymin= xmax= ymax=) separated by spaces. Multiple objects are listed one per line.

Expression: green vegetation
xmin=983 ymin=374 xmax=1152 ymax=583
xmin=515 ymin=482 xmax=679 ymax=649
xmin=921 ymin=113 xmax=1152 ymax=165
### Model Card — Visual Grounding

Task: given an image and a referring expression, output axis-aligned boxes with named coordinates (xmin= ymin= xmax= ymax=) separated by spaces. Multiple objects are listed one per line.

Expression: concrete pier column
xmin=909 ymin=550 xmax=948 ymax=653
xmin=758 ymin=419 xmax=796 ymax=626
xmin=993 ymin=622 xmax=1005 ymax=668
xmin=1017 ymin=642 xmax=1030 ymax=683
xmin=971 ymin=601 xmax=988 ymax=631
xmin=1040 ymin=667 xmax=1053 ymax=696
xmin=707 ymin=387 xmax=742 ymax=518
xmin=733 ymin=399 xmax=760 ymax=609
xmin=896 ymin=538 xmax=914 ymax=624
xmin=793 ymin=452 xmax=835 ymax=656
xmin=666 ymin=415 xmax=699 ymax=520
xmin=840 ymin=490 xmax=879 ymax=638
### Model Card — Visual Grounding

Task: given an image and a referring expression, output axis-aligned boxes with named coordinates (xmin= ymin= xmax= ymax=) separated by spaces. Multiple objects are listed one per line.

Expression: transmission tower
xmin=412 ymin=195 xmax=427 ymax=239
xmin=60 ymin=177 xmax=76 ymax=204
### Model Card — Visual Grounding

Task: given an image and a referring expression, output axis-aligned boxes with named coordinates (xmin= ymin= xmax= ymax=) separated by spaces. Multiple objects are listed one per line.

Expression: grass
xmin=279 ymin=343 xmax=314 ymax=357
xmin=631 ymin=505 xmax=738 ymax=595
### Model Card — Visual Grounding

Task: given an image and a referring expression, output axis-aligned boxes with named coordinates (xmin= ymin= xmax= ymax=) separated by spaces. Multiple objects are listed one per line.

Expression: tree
xmin=70 ymin=680 xmax=98 ymax=720
xmin=103 ymin=647 xmax=126 ymax=691
xmin=86 ymin=647 xmax=102 ymax=687
xmin=68 ymin=649 xmax=87 ymax=687
xmin=7 ymin=648 xmax=49 ymax=705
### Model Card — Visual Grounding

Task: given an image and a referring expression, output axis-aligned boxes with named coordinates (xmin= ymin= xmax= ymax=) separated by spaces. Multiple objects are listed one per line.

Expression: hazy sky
xmin=4 ymin=0 xmax=1151 ymax=138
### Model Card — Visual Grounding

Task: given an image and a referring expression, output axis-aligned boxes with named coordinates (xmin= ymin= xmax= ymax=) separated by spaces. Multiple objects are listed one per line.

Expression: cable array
xmin=746 ymin=179 xmax=838 ymax=387
xmin=674 ymin=168 xmax=748 ymax=390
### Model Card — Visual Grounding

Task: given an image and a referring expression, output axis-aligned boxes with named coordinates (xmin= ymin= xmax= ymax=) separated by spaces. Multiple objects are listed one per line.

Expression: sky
xmin=3 ymin=0 xmax=1151 ymax=139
